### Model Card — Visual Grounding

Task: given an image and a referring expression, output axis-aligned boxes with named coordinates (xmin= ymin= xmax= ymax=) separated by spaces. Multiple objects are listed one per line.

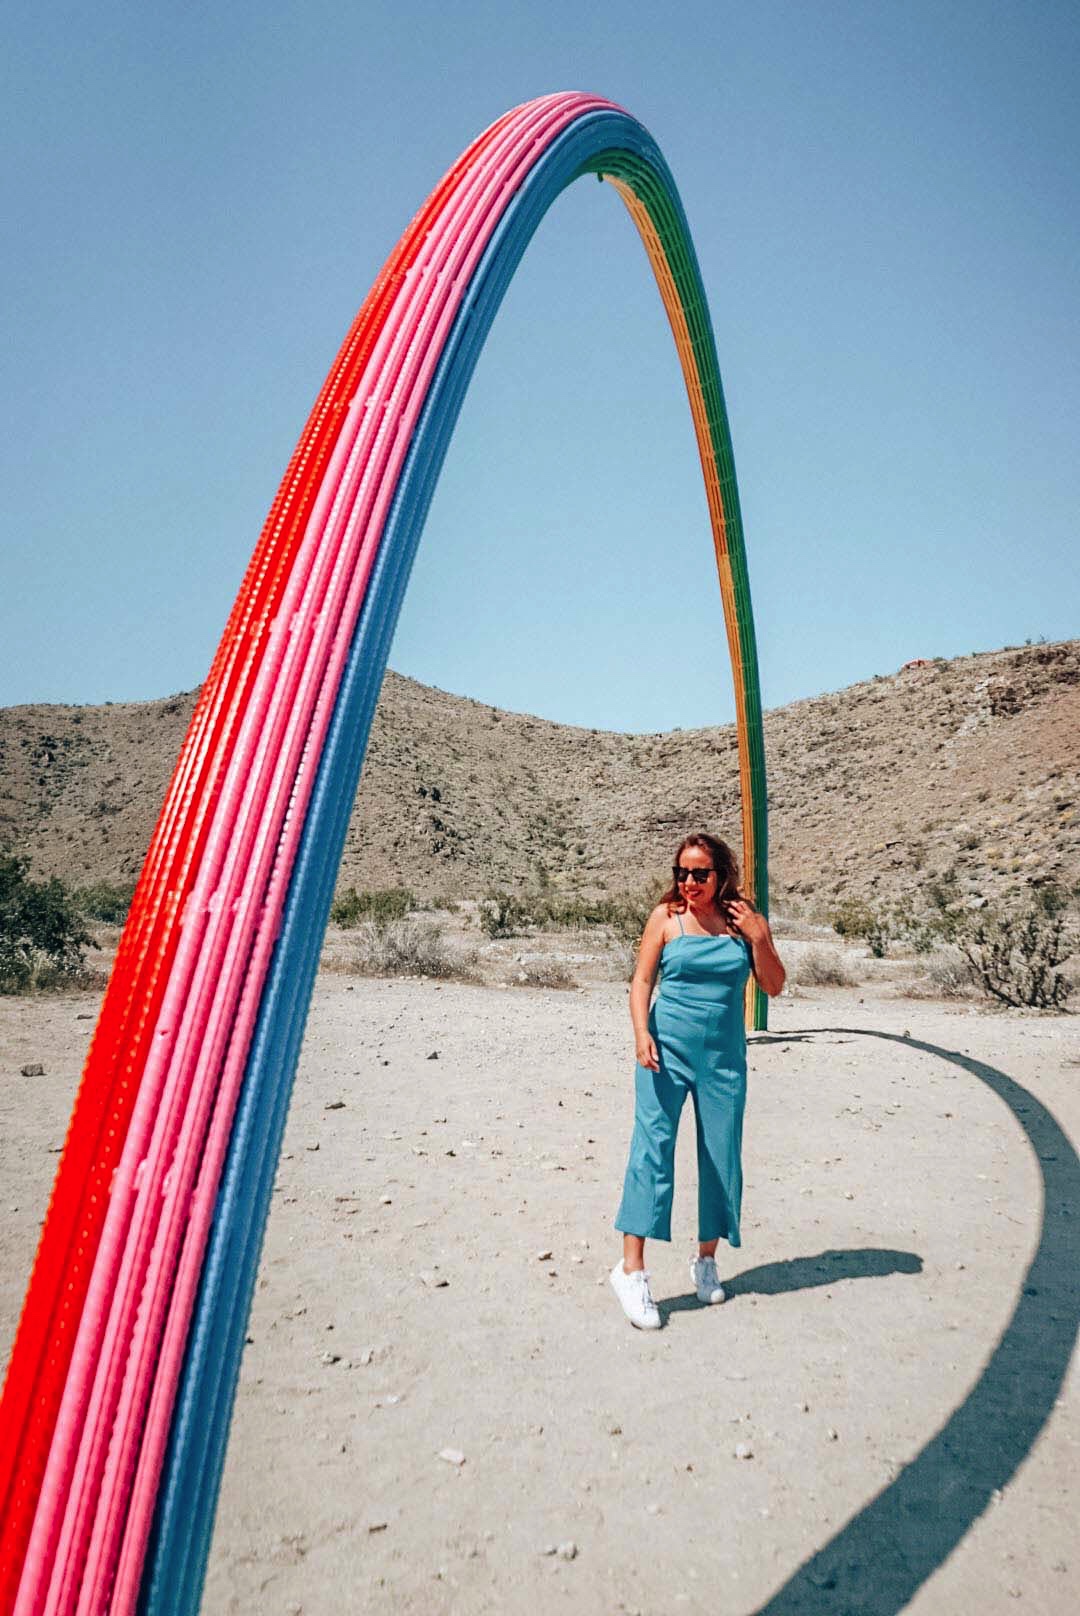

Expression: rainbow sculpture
xmin=0 ymin=93 xmax=767 ymax=1615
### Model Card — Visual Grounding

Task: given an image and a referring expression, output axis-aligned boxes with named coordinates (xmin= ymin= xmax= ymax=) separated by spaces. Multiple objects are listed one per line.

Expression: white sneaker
xmin=609 ymin=1261 xmax=661 ymax=1329
xmin=690 ymin=1254 xmax=726 ymax=1305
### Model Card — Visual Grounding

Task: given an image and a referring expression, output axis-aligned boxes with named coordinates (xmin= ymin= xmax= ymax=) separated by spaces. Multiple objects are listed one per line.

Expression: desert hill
xmin=1 ymin=640 xmax=1076 ymax=916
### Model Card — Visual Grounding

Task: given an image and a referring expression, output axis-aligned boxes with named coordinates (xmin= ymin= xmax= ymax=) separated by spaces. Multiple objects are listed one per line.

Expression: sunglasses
xmin=674 ymin=866 xmax=716 ymax=885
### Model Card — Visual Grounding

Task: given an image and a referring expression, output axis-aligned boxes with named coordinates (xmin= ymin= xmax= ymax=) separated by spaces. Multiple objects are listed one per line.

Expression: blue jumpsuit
xmin=615 ymin=916 xmax=751 ymax=1246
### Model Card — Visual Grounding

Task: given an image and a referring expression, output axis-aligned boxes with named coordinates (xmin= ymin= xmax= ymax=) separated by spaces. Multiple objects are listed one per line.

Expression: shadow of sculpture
xmin=747 ymin=1027 xmax=1080 ymax=1615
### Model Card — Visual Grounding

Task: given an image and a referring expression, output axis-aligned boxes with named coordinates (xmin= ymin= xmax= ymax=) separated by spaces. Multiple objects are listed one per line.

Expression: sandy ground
xmin=2 ymin=969 xmax=1079 ymax=1616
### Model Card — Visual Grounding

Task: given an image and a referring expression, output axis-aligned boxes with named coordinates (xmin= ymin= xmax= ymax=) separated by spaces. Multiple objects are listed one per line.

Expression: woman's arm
xmin=727 ymin=899 xmax=786 ymax=997
xmin=629 ymin=906 xmax=669 ymax=1071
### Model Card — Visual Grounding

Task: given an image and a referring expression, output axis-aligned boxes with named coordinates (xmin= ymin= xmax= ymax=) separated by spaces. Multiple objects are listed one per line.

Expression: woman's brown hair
xmin=659 ymin=832 xmax=741 ymax=913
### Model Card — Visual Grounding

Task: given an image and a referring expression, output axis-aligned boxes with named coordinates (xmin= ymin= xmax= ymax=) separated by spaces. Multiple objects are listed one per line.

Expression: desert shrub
xmin=0 ymin=853 xmax=96 ymax=992
xmin=793 ymin=947 xmax=857 ymax=987
xmin=903 ymin=949 xmax=978 ymax=1001
xmin=478 ymin=891 xmax=533 ymax=939
xmin=330 ymin=886 xmax=413 ymax=927
xmin=508 ymin=960 xmax=578 ymax=990
xmin=830 ymin=897 xmax=897 ymax=958
xmin=955 ymin=887 xmax=1075 ymax=1010
xmin=533 ymin=890 xmax=653 ymax=943
xmin=73 ymin=880 xmax=136 ymax=925
xmin=918 ymin=869 xmax=967 ymax=944
xmin=32 ymin=961 xmax=110 ymax=994
xmin=347 ymin=917 xmax=472 ymax=980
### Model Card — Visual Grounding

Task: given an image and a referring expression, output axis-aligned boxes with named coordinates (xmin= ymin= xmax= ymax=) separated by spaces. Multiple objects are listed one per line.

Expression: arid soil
xmin=2 ymin=960 xmax=1078 ymax=1615
xmin=1 ymin=639 xmax=1077 ymax=915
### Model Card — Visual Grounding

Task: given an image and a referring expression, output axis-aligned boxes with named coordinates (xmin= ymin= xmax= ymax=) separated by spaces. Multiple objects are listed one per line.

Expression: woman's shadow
xmin=661 ymin=1245 xmax=923 ymax=1319
xmin=666 ymin=1027 xmax=1079 ymax=1615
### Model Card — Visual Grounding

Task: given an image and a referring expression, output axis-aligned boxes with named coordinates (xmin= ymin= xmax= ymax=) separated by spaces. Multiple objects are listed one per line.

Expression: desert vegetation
xmin=829 ymin=875 xmax=1077 ymax=1010
xmin=0 ymin=852 xmax=98 ymax=992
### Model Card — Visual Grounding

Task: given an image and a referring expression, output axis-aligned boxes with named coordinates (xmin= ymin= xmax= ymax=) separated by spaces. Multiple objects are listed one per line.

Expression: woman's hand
xmin=635 ymin=1032 xmax=660 ymax=1071
xmin=727 ymin=898 xmax=786 ymax=996
xmin=726 ymin=898 xmax=769 ymax=944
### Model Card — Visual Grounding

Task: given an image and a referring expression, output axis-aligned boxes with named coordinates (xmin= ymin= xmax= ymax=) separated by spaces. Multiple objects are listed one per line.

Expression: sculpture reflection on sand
xmin=0 ymin=93 xmax=766 ymax=1615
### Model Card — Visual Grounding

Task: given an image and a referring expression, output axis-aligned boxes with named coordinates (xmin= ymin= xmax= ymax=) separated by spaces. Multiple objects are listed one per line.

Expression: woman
xmin=610 ymin=833 xmax=785 ymax=1329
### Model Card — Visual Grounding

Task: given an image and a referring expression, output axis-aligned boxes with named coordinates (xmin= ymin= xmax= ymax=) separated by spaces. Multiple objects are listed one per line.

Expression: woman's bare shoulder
xmin=643 ymin=902 xmax=676 ymax=939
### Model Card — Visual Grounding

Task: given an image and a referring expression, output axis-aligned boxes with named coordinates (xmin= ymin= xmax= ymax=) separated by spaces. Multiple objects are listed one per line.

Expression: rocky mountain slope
xmin=1 ymin=640 xmax=1076 ymax=916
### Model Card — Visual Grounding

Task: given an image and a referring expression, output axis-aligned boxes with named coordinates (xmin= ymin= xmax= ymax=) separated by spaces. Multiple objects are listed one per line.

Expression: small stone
xmin=733 ymin=1442 xmax=753 ymax=1460
xmin=438 ymin=1447 xmax=466 ymax=1466
xmin=843 ymin=1191 xmax=855 ymax=1200
xmin=244 ymin=1333 xmax=255 ymax=1345
xmin=427 ymin=1051 xmax=439 ymax=1060
xmin=798 ymin=1401 xmax=810 ymax=1413
xmin=305 ymin=1141 xmax=320 ymax=1152
xmin=358 ymin=1347 xmax=374 ymax=1366
xmin=536 ymin=1249 xmax=553 ymax=1261
xmin=557 ymin=1540 xmax=578 ymax=1560
xmin=366 ymin=1519 xmax=388 ymax=1533
xmin=809 ymin=1569 xmax=838 ymax=1590
xmin=827 ymin=1427 xmax=839 ymax=1441
xmin=380 ymin=1194 xmax=393 ymax=1205
xmin=540 ymin=1544 xmax=557 ymax=1556
xmin=609 ymin=1424 xmax=622 ymax=1436
xmin=325 ymin=1099 xmax=345 ymax=1110
xmin=20 ymin=1064 xmax=44 ymax=1078
xmin=321 ymin=1351 xmax=341 ymax=1366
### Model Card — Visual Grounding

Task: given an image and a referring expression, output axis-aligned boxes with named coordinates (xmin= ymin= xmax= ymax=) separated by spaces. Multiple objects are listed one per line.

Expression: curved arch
xmin=0 ymin=94 xmax=767 ymax=1616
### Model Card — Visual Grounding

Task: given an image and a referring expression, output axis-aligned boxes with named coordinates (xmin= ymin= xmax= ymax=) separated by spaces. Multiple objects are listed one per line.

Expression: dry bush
xmin=347 ymin=918 xmax=475 ymax=981
xmin=507 ymin=959 xmax=578 ymax=990
xmin=793 ymin=947 xmax=857 ymax=987
xmin=1 ymin=853 xmax=97 ymax=993
xmin=478 ymin=891 xmax=532 ymax=939
xmin=23 ymin=963 xmax=110 ymax=995
xmin=535 ymin=890 xmax=654 ymax=944
xmin=830 ymin=897 xmax=897 ymax=958
xmin=331 ymin=886 xmax=413 ymax=927
xmin=956 ymin=893 xmax=1074 ymax=1009
xmin=901 ymin=949 xmax=978 ymax=1001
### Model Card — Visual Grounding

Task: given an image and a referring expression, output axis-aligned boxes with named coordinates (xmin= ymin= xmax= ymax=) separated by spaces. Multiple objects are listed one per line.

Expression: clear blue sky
xmin=3 ymin=1 xmax=1078 ymax=731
